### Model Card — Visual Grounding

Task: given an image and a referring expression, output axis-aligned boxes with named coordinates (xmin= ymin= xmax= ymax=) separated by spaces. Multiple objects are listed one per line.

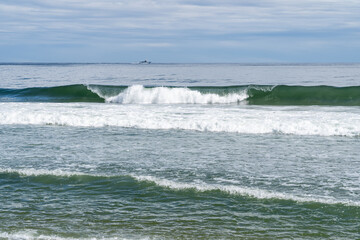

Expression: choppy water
xmin=0 ymin=63 xmax=359 ymax=239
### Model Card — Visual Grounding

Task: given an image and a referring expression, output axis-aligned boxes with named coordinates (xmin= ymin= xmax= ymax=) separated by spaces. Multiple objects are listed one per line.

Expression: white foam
xmin=1 ymin=102 xmax=360 ymax=137
xmin=1 ymin=167 xmax=359 ymax=206
xmin=132 ymin=175 xmax=360 ymax=207
xmin=0 ymin=167 xmax=93 ymax=177
xmin=0 ymin=231 xmax=148 ymax=240
xmin=0 ymin=231 xmax=78 ymax=240
xmin=103 ymin=85 xmax=248 ymax=104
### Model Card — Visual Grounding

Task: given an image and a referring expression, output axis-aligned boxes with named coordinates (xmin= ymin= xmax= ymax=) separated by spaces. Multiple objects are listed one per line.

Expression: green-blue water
xmin=2 ymin=84 xmax=360 ymax=106
xmin=0 ymin=64 xmax=359 ymax=239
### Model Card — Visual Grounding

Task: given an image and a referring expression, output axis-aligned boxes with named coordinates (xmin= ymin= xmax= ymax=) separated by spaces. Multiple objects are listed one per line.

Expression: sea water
xmin=0 ymin=63 xmax=359 ymax=239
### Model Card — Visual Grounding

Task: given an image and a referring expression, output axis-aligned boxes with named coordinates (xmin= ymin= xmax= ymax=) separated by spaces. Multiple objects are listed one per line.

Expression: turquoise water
xmin=0 ymin=64 xmax=359 ymax=239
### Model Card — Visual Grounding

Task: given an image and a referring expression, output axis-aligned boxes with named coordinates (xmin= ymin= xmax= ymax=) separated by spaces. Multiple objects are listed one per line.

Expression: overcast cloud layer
xmin=1 ymin=0 xmax=359 ymax=62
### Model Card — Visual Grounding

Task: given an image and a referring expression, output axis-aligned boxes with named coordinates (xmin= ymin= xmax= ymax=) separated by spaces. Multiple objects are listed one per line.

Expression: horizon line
xmin=1 ymin=62 xmax=360 ymax=65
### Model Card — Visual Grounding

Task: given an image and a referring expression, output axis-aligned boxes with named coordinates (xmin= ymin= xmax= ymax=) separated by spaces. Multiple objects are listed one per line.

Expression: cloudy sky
xmin=1 ymin=0 xmax=359 ymax=62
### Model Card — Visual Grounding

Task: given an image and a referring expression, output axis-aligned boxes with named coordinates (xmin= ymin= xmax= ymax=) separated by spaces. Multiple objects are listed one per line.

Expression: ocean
xmin=0 ymin=63 xmax=359 ymax=239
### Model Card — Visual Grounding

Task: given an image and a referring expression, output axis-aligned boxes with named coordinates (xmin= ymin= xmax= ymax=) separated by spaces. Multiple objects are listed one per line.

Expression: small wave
xmin=0 ymin=231 xmax=78 ymax=240
xmin=133 ymin=175 xmax=360 ymax=207
xmin=0 ymin=167 xmax=96 ymax=177
xmin=0 ymin=231 xmax=146 ymax=240
xmin=1 ymin=168 xmax=358 ymax=206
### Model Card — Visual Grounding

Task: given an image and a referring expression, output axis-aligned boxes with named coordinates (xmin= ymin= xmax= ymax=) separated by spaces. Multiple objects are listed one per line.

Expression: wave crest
xmin=2 ymin=84 xmax=360 ymax=106
xmin=0 ymin=167 xmax=94 ymax=177
xmin=104 ymin=85 xmax=248 ymax=104
xmin=133 ymin=175 xmax=360 ymax=207
xmin=1 ymin=168 xmax=358 ymax=206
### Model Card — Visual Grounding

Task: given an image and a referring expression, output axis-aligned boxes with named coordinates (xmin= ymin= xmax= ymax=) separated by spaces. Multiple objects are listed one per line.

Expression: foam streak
xmin=133 ymin=175 xmax=360 ymax=207
xmin=1 ymin=167 xmax=358 ymax=206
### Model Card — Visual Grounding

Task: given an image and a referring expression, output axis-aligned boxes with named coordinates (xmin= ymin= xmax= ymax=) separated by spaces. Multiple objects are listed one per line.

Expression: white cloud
xmin=0 ymin=0 xmax=359 ymax=62
xmin=1 ymin=0 xmax=359 ymax=36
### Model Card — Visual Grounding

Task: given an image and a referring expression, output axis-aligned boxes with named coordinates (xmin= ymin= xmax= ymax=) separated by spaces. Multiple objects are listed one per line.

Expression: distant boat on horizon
xmin=138 ymin=60 xmax=151 ymax=64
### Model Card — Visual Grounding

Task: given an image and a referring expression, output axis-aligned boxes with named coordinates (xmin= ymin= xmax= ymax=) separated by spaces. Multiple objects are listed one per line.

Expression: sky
xmin=0 ymin=0 xmax=360 ymax=63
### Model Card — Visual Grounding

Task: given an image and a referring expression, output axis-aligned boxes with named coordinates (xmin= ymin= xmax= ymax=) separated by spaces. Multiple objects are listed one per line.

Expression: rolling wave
xmin=1 ymin=168 xmax=359 ymax=207
xmin=0 ymin=85 xmax=105 ymax=103
xmin=133 ymin=175 xmax=360 ymax=207
xmin=1 ymin=84 xmax=360 ymax=106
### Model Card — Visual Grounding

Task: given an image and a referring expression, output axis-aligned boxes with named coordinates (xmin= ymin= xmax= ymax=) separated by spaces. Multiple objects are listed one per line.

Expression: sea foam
xmin=0 ymin=168 xmax=100 ymax=178
xmin=91 ymin=85 xmax=248 ymax=104
xmin=0 ymin=231 xmax=149 ymax=240
xmin=1 ymin=167 xmax=358 ymax=207
xmin=1 ymin=102 xmax=360 ymax=137
xmin=133 ymin=175 xmax=360 ymax=207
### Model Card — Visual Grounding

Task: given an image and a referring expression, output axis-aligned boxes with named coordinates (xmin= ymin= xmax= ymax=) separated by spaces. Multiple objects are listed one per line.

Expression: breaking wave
xmin=2 ymin=84 xmax=360 ymax=106
xmin=102 ymin=85 xmax=248 ymax=104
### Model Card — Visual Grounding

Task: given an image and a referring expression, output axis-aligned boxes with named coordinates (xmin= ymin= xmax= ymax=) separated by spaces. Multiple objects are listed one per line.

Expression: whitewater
xmin=94 ymin=85 xmax=249 ymax=104
xmin=1 ymin=102 xmax=360 ymax=137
